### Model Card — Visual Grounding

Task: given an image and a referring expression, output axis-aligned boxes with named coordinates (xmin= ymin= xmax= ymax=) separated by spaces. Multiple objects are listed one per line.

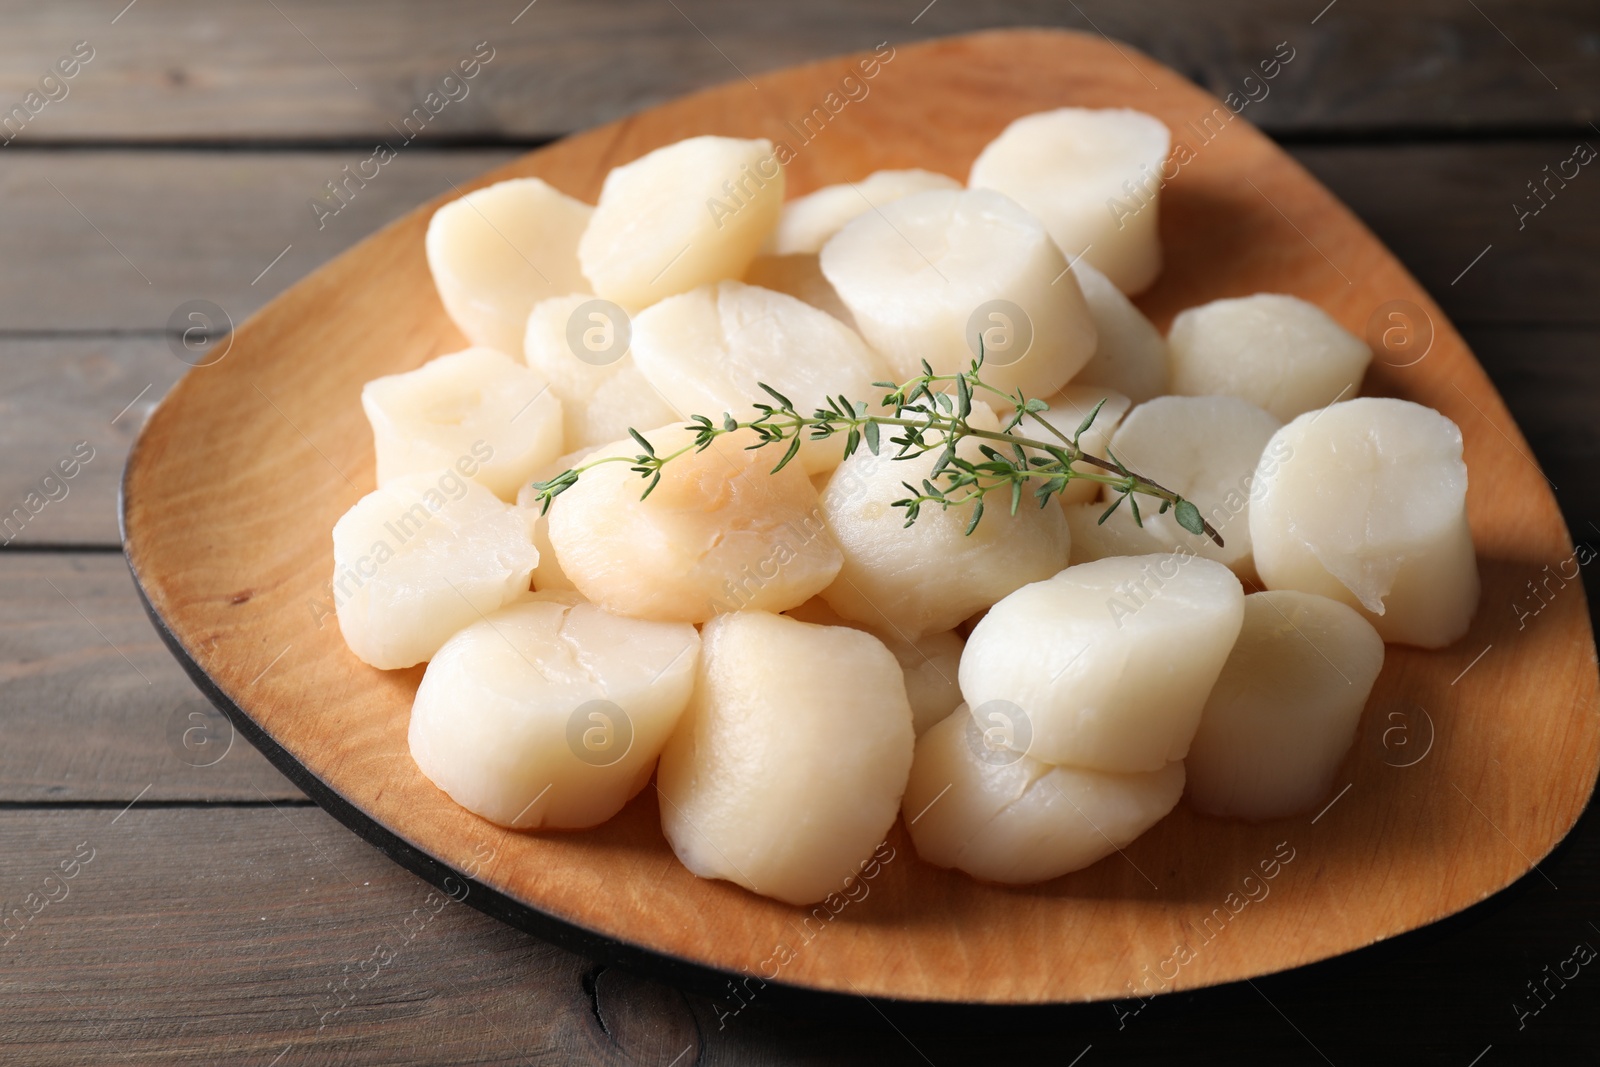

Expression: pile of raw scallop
xmin=332 ymin=107 xmax=1479 ymax=906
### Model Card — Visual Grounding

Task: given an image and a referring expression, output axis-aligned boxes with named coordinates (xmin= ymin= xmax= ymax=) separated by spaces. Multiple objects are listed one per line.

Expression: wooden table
xmin=2 ymin=2 xmax=1597 ymax=1062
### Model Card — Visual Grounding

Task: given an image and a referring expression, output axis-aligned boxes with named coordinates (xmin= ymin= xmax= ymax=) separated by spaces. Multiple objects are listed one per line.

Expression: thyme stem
xmin=531 ymin=358 xmax=1224 ymax=548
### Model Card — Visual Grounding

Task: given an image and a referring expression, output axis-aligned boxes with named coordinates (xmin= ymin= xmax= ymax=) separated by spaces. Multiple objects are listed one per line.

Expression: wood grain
xmin=1296 ymin=143 xmax=1600 ymax=327
xmin=0 ymin=149 xmax=518 ymax=332
xmin=0 ymin=337 xmax=180 ymax=546
xmin=0 ymin=807 xmax=606 ymax=1065
xmin=0 ymin=0 xmax=1593 ymax=141
xmin=120 ymin=30 xmax=1600 ymax=1005
xmin=0 ymin=554 xmax=302 ymax=802
xmin=1469 ymin=325 xmax=1600 ymax=529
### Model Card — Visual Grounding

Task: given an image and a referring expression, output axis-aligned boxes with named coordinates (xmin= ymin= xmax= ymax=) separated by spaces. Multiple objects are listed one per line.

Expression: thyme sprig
xmin=530 ymin=356 xmax=1223 ymax=547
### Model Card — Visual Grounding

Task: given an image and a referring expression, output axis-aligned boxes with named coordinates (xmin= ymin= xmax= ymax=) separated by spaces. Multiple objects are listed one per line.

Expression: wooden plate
xmin=122 ymin=29 xmax=1600 ymax=1006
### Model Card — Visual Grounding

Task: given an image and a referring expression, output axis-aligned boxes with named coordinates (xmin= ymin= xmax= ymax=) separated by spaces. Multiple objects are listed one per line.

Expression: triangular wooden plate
xmin=123 ymin=29 xmax=1600 ymax=1005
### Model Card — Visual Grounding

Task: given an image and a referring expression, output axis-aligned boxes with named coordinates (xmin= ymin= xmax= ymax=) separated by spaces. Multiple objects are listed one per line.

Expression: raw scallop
xmin=1185 ymin=590 xmax=1384 ymax=820
xmin=579 ymin=136 xmax=784 ymax=311
xmin=630 ymin=280 xmax=892 ymax=474
xmin=960 ymin=554 xmax=1244 ymax=772
xmin=820 ymin=188 xmax=1097 ymax=399
xmin=362 ymin=347 xmax=563 ymax=501
xmin=425 ymin=178 xmax=592 ymax=357
xmin=522 ymin=293 xmax=681 ymax=452
xmin=332 ymin=471 xmax=540 ymax=669
xmin=657 ymin=611 xmax=914 ymax=905
xmin=1248 ymin=397 xmax=1478 ymax=648
xmin=1104 ymin=395 xmax=1283 ymax=580
xmin=547 ymin=425 xmax=842 ymax=622
xmin=1169 ymin=294 xmax=1372 ymax=422
xmin=903 ymin=709 xmax=1184 ymax=884
xmin=968 ymin=108 xmax=1170 ymax=294
xmin=410 ymin=593 xmax=699 ymax=829
xmin=769 ymin=168 xmax=961 ymax=254
xmin=817 ymin=403 xmax=1073 ymax=638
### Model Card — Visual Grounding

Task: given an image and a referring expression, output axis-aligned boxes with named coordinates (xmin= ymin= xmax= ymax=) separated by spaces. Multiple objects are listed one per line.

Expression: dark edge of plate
xmin=117 ymin=422 xmax=1593 ymax=1032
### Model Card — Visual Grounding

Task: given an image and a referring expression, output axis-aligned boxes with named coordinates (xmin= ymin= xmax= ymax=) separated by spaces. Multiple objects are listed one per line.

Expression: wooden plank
xmin=0 ymin=148 xmax=518 ymax=333
xmin=1467 ymin=325 xmax=1600 ymax=533
xmin=0 ymin=143 xmax=1593 ymax=334
xmin=0 ymin=553 xmax=302 ymax=802
xmin=0 ymin=336 xmax=179 ymax=547
xmin=0 ymin=807 xmax=607 ymax=1065
xmin=0 ymin=805 xmax=1595 ymax=1062
xmin=0 ymin=1 xmax=1593 ymax=141
xmin=1296 ymin=142 xmax=1600 ymax=328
